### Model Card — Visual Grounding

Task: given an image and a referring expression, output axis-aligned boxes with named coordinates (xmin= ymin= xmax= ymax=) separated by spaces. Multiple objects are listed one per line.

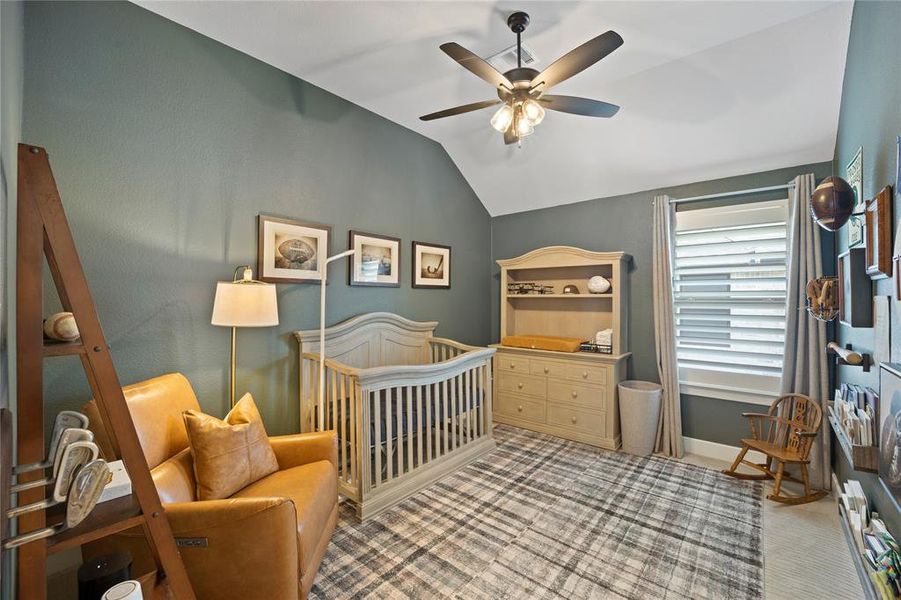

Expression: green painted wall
xmin=1 ymin=0 xmax=24 ymax=594
xmin=21 ymin=1 xmax=491 ymax=434
xmin=832 ymin=0 xmax=901 ymax=533
xmin=491 ymin=161 xmax=833 ymax=445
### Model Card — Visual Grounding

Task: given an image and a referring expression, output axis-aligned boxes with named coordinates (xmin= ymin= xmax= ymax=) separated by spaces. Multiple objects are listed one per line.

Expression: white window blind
xmin=673 ymin=198 xmax=788 ymax=404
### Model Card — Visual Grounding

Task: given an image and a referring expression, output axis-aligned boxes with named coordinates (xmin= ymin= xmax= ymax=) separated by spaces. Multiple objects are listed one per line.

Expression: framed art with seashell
xmin=258 ymin=214 xmax=331 ymax=284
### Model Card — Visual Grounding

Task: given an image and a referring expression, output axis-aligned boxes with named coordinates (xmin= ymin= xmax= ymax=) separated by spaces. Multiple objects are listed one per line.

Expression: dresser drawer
xmin=530 ymin=359 xmax=566 ymax=378
xmin=547 ymin=404 xmax=604 ymax=433
xmin=497 ymin=372 xmax=547 ymax=398
xmin=564 ymin=363 xmax=608 ymax=385
xmin=547 ymin=379 xmax=606 ymax=410
xmin=495 ymin=393 xmax=546 ymax=423
xmin=497 ymin=355 xmax=530 ymax=374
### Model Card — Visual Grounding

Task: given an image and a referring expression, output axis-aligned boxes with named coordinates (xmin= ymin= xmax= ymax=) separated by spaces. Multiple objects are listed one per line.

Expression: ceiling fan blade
xmin=420 ymin=99 xmax=502 ymax=121
xmin=538 ymin=95 xmax=620 ymax=118
xmin=440 ymin=42 xmax=513 ymax=90
xmin=530 ymin=31 xmax=623 ymax=90
xmin=504 ymin=129 xmax=517 ymax=145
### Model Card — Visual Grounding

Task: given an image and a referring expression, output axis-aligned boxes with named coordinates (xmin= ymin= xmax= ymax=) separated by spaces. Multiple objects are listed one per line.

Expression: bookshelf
xmin=497 ymin=246 xmax=630 ymax=356
xmin=828 ymin=407 xmax=878 ymax=473
xmin=837 ymin=502 xmax=880 ymax=600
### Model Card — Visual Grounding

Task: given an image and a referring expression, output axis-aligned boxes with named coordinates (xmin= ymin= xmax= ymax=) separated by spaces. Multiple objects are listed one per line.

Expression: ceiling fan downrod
xmin=507 ymin=11 xmax=530 ymax=69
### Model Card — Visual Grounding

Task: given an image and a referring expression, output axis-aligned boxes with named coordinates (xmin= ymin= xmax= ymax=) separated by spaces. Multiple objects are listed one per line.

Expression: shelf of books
xmin=831 ymin=384 xmax=880 ymax=473
xmin=838 ymin=479 xmax=897 ymax=600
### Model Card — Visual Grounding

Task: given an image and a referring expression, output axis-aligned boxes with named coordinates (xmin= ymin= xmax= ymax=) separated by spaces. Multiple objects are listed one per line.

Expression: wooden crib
xmin=295 ymin=312 xmax=495 ymax=520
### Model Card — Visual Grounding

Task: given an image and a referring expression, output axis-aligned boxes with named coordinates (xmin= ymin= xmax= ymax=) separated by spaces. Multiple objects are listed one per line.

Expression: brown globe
xmin=809 ymin=176 xmax=855 ymax=231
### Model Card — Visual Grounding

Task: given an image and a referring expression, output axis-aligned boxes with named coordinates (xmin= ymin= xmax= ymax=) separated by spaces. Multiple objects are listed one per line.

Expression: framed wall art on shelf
xmin=258 ymin=214 xmax=330 ymax=284
xmin=348 ymin=231 xmax=401 ymax=287
xmin=879 ymin=362 xmax=901 ymax=511
xmin=865 ymin=186 xmax=893 ymax=279
xmin=847 ymin=147 xmax=864 ymax=247
xmin=838 ymin=247 xmax=872 ymax=327
xmin=412 ymin=241 xmax=451 ymax=289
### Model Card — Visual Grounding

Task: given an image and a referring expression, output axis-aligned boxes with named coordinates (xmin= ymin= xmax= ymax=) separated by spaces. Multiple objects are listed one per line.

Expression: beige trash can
xmin=618 ymin=381 xmax=663 ymax=456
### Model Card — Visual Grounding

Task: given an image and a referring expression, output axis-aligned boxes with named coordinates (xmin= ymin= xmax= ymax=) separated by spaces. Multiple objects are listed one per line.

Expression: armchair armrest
xmin=269 ymin=431 xmax=337 ymax=470
xmin=165 ymin=498 xmax=300 ymax=599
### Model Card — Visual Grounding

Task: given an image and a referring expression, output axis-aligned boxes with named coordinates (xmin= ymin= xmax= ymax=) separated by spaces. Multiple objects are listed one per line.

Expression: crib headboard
xmin=294 ymin=312 xmax=438 ymax=369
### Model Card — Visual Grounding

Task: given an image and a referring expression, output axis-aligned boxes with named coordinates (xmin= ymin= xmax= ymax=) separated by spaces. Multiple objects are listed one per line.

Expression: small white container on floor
xmin=618 ymin=381 xmax=663 ymax=456
xmin=102 ymin=580 xmax=143 ymax=600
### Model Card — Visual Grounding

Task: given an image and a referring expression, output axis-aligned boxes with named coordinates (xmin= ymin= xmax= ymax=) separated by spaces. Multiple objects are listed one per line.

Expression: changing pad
xmin=501 ymin=335 xmax=582 ymax=353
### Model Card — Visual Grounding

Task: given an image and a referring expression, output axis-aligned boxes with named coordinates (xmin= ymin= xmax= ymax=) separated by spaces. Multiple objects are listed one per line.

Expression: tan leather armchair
xmin=82 ymin=373 xmax=338 ymax=600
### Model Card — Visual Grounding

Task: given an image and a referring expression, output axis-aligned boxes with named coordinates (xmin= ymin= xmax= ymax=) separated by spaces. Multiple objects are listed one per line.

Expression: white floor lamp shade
xmin=211 ymin=266 xmax=279 ymax=406
xmin=211 ymin=280 xmax=279 ymax=327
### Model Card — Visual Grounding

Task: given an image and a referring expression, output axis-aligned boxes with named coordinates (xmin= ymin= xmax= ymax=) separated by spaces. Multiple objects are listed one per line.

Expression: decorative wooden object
xmin=865 ymin=186 xmax=893 ymax=279
xmin=296 ymin=312 xmax=495 ymax=520
xmin=826 ymin=341 xmax=872 ymax=372
xmin=838 ymin=247 xmax=873 ymax=327
xmin=11 ymin=145 xmax=195 ymax=599
xmin=492 ymin=246 xmax=631 ymax=449
xmin=827 ymin=407 xmax=878 ymax=473
xmin=723 ymin=393 xmax=828 ymax=504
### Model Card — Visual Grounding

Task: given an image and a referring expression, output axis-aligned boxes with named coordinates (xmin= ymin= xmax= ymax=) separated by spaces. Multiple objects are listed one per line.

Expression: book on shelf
xmin=840 ymin=479 xmax=901 ymax=599
xmin=835 ymin=387 xmax=879 ymax=447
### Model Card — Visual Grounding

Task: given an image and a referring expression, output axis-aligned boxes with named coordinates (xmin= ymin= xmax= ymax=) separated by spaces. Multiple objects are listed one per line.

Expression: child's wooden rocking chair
xmin=722 ymin=393 xmax=827 ymax=505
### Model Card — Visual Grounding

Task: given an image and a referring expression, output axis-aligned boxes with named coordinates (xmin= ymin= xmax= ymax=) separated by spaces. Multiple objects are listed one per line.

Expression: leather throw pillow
xmin=183 ymin=393 xmax=279 ymax=500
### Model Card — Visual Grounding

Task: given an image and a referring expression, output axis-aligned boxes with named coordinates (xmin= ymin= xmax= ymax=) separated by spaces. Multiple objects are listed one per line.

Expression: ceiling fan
xmin=420 ymin=11 xmax=623 ymax=146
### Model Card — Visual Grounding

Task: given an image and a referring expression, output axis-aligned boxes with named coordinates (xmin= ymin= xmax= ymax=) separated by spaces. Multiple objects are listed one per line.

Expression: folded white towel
xmin=595 ymin=329 xmax=613 ymax=345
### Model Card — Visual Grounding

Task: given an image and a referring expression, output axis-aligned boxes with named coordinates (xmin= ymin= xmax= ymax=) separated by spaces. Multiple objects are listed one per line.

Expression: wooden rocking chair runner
xmin=723 ymin=393 xmax=828 ymax=505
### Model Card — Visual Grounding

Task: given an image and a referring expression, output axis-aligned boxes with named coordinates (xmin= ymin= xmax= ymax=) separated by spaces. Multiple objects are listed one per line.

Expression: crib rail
xmin=428 ymin=337 xmax=479 ymax=363
xmin=301 ymin=346 xmax=494 ymax=515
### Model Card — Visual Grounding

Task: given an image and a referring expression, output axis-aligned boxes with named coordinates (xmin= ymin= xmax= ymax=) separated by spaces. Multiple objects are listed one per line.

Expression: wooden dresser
xmin=492 ymin=246 xmax=631 ymax=449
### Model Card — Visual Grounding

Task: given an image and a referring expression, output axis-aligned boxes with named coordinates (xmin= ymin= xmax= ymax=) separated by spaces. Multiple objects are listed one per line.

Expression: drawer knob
xmin=510 ymin=364 xmax=516 ymax=369
xmin=582 ymin=371 xmax=588 ymax=379
xmin=517 ymin=405 xmax=523 ymax=412
xmin=571 ymin=391 xmax=578 ymax=398
xmin=517 ymin=382 xmax=523 ymax=389
xmin=543 ymin=367 xmax=549 ymax=374
xmin=571 ymin=416 xmax=578 ymax=424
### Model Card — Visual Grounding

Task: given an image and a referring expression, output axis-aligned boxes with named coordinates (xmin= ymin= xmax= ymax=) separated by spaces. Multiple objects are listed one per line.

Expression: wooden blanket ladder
xmin=10 ymin=144 xmax=195 ymax=599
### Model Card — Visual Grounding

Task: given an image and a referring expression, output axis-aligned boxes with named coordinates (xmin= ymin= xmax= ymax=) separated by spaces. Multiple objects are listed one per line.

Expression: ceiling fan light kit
xmin=420 ymin=10 xmax=623 ymax=147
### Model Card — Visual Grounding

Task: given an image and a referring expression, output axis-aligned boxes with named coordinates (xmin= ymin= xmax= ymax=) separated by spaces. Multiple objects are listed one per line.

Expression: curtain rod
xmin=669 ymin=183 xmax=794 ymax=206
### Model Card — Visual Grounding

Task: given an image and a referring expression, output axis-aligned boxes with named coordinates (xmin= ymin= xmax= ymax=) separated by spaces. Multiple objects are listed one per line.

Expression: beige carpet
xmin=681 ymin=453 xmax=863 ymax=599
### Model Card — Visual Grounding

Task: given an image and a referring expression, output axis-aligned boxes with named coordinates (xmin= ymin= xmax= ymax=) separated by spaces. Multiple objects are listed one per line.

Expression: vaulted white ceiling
xmin=135 ymin=1 xmax=852 ymax=216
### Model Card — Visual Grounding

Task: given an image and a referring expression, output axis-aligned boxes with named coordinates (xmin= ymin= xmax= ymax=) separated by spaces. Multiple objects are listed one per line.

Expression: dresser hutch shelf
xmin=492 ymin=246 xmax=631 ymax=449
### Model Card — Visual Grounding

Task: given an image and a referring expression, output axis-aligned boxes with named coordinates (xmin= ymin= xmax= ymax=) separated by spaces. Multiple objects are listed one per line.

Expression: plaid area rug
xmin=310 ymin=425 xmax=763 ymax=599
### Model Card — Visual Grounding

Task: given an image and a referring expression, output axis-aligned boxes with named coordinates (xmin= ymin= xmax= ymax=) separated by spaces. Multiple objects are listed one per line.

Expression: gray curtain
xmin=781 ymin=173 xmax=830 ymax=488
xmin=652 ymin=195 xmax=683 ymax=458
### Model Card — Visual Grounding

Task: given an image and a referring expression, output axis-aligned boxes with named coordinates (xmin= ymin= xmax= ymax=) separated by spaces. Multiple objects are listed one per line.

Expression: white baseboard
xmin=683 ymin=436 xmax=766 ymax=464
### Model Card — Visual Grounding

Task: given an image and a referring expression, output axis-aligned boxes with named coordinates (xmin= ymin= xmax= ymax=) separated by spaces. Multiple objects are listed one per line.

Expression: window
xmin=672 ymin=198 xmax=788 ymax=405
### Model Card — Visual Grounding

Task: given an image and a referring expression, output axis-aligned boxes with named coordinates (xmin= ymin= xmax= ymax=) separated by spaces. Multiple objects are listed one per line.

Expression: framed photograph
xmin=258 ymin=214 xmax=330 ymax=284
xmin=847 ymin=146 xmax=864 ymax=247
xmin=838 ymin=247 xmax=873 ymax=327
xmin=879 ymin=363 xmax=901 ymax=510
xmin=348 ymin=231 xmax=400 ymax=287
xmin=865 ymin=186 xmax=893 ymax=279
xmin=412 ymin=241 xmax=451 ymax=289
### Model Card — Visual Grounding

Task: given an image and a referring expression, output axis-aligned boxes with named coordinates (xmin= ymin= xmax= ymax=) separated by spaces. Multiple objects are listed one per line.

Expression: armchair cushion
xmin=184 ymin=393 xmax=279 ymax=500
xmin=233 ymin=460 xmax=338 ymax=578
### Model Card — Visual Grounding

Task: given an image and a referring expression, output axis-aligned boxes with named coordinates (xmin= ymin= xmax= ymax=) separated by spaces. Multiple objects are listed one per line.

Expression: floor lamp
xmin=211 ymin=266 xmax=279 ymax=407
xmin=318 ymin=249 xmax=356 ymax=430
